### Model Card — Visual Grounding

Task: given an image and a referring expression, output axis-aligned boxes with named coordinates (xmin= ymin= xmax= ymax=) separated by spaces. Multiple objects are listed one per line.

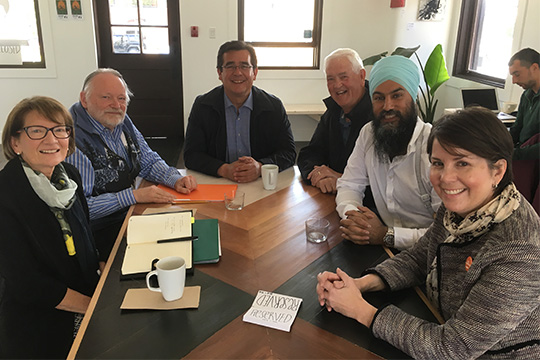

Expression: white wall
xmin=0 ymin=0 xmax=97 ymax=139
xmin=179 ymin=0 xmax=456 ymax=129
xmin=1 ymin=0 xmax=538 ymax=144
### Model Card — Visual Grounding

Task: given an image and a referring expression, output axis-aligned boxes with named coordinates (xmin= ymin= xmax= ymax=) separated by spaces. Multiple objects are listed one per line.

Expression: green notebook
xmin=193 ymin=219 xmax=220 ymax=264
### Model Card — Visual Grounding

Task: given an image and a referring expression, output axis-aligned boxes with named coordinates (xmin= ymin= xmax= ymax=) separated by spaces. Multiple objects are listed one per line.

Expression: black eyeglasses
xmin=18 ymin=125 xmax=72 ymax=140
xmin=222 ymin=64 xmax=253 ymax=72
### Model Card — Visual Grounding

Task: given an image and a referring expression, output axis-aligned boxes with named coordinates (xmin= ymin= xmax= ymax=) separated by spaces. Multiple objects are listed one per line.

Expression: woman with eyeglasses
xmin=0 ymin=96 xmax=100 ymax=359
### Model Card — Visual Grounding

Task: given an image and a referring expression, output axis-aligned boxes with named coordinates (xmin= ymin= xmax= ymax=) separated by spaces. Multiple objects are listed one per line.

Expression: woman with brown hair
xmin=0 ymin=96 xmax=100 ymax=358
xmin=317 ymin=107 xmax=540 ymax=359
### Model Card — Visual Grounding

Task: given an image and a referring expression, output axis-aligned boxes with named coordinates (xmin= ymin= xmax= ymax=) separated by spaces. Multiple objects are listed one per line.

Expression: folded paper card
xmin=157 ymin=184 xmax=238 ymax=202
xmin=122 ymin=210 xmax=194 ymax=275
xmin=121 ymin=286 xmax=201 ymax=310
xmin=243 ymin=290 xmax=303 ymax=332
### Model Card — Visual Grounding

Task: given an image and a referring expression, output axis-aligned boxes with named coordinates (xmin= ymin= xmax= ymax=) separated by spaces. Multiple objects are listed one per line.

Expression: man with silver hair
xmin=298 ymin=48 xmax=374 ymax=201
xmin=336 ymin=55 xmax=441 ymax=250
xmin=66 ymin=68 xmax=197 ymax=259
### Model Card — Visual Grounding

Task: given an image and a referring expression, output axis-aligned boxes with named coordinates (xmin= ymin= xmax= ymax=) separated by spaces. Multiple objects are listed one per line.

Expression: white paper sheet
xmin=243 ymin=290 xmax=303 ymax=332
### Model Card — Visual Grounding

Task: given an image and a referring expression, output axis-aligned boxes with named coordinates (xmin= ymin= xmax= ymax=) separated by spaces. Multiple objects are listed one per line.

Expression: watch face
xmin=384 ymin=234 xmax=394 ymax=247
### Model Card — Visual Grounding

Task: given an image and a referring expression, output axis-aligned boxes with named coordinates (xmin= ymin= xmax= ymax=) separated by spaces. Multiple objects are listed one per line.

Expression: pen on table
xmin=157 ymin=236 xmax=198 ymax=243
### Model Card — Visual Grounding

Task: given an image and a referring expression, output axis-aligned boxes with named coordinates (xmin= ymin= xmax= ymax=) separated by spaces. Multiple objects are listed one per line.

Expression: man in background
xmin=336 ymin=55 xmax=440 ymax=250
xmin=298 ymin=48 xmax=374 ymax=208
xmin=183 ymin=40 xmax=296 ymax=182
xmin=508 ymin=48 xmax=540 ymax=160
xmin=66 ymin=68 xmax=197 ymax=259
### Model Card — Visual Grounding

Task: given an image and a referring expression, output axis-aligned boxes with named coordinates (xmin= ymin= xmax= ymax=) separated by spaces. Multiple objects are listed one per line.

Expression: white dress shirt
xmin=336 ymin=118 xmax=441 ymax=250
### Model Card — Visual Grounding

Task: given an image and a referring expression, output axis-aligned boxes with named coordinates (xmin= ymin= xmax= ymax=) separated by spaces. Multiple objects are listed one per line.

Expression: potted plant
xmin=363 ymin=44 xmax=450 ymax=123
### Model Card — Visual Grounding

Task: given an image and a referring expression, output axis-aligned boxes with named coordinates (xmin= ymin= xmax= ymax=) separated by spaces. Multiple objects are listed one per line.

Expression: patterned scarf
xmin=23 ymin=162 xmax=79 ymax=256
xmin=426 ymin=183 xmax=521 ymax=311
xmin=23 ymin=162 xmax=77 ymax=209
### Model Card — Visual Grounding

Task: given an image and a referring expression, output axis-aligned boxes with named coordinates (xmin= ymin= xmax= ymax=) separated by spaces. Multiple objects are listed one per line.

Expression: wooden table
xmin=68 ymin=167 xmax=440 ymax=359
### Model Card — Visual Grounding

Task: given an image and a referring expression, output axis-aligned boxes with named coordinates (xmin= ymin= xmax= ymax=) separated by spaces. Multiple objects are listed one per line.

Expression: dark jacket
xmin=298 ymin=83 xmax=372 ymax=182
xmin=370 ymin=198 xmax=540 ymax=359
xmin=183 ymin=85 xmax=296 ymax=176
xmin=510 ymin=88 xmax=540 ymax=160
xmin=0 ymin=158 xmax=99 ymax=359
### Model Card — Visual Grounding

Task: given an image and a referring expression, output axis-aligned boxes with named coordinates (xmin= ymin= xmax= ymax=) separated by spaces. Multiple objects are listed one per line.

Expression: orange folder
xmin=158 ymin=184 xmax=238 ymax=203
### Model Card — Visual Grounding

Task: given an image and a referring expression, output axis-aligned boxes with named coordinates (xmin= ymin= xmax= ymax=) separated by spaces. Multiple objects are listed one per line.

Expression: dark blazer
xmin=298 ymin=84 xmax=372 ymax=182
xmin=183 ymin=85 xmax=296 ymax=176
xmin=0 ymin=158 xmax=99 ymax=359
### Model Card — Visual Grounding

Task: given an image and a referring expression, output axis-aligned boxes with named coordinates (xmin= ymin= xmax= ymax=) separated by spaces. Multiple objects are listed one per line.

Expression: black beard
xmin=372 ymin=101 xmax=417 ymax=162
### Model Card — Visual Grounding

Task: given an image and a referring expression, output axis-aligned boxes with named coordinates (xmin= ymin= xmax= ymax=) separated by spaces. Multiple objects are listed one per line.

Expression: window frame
xmin=238 ymin=0 xmax=324 ymax=70
xmin=453 ymin=0 xmax=514 ymax=88
xmin=0 ymin=0 xmax=46 ymax=69
xmin=109 ymin=0 xmax=171 ymax=56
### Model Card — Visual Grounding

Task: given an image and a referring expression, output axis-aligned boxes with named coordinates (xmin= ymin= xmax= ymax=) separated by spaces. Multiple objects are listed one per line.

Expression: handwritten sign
xmin=243 ymin=290 xmax=302 ymax=332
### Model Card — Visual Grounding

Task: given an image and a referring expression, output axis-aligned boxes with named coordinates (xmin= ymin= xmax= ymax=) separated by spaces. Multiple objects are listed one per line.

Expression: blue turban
xmin=369 ymin=55 xmax=420 ymax=100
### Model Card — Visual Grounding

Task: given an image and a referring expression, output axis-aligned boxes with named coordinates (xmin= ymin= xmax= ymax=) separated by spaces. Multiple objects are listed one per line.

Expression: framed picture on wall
xmin=418 ymin=0 xmax=447 ymax=21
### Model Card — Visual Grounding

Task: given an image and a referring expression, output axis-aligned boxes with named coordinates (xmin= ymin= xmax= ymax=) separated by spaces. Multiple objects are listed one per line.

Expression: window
xmin=453 ymin=0 xmax=519 ymax=87
xmin=109 ymin=0 xmax=170 ymax=55
xmin=239 ymin=0 xmax=323 ymax=69
xmin=0 ymin=0 xmax=45 ymax=68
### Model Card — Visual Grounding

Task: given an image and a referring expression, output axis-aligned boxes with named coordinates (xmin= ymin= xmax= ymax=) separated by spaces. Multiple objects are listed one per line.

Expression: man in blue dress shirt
xmin=183 ymin=41 xmax=296 ymax=183
xmin=66 ymin=68 xmax=197 ymax=259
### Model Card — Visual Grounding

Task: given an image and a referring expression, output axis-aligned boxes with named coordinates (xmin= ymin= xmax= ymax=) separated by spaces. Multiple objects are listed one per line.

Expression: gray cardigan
xmin=370 ymin=196 xmax=540 ymax=359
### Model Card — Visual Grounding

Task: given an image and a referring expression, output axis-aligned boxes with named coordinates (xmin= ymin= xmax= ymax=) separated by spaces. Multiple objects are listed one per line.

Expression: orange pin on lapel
xmin=465 ymin=256 xmax=473 ymax=271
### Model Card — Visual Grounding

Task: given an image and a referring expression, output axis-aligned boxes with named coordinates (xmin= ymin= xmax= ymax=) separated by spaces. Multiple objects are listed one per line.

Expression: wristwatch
xmin=383 ymin=227 xmax=395 ymax=248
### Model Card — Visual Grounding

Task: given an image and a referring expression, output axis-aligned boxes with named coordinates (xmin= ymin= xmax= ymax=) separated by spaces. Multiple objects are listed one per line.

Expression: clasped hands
xmin=340 ymin=206 xmax=387 ymax=245
xmin=133 ymin=175 xmax=197 ymax=204
xmin=316 ymin=269 xmax=378 ymax=327
xmin=218 ymin=156 xmax=262 ymax=183
xmin=307 ymin=165 xmax=341 ymax=193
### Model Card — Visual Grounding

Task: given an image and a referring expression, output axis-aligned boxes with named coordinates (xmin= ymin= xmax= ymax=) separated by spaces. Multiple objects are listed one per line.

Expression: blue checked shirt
xmin=224 ymin=92 xmax=253 ymax=163
xmin=66 ymin=115 xmax=182 ymax=220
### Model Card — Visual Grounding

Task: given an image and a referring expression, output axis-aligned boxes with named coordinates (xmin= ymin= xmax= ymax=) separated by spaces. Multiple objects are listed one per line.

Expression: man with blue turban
xmin=336 ymin=55 xmax=441 ymax=250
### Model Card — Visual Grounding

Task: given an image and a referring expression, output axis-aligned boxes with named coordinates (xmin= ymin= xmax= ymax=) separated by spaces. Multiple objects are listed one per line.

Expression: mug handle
xmin=146 ymin=270 xmax=161 ymax=292
xmin=269 ymin=171 xmax=275 ymax=185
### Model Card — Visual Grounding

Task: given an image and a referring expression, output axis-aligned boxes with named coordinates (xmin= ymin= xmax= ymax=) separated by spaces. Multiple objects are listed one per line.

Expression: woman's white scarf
xmin=22 ymin=162 xmax=78 ymax=209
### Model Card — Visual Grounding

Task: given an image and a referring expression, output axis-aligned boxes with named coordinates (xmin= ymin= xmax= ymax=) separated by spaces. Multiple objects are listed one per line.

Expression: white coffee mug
xmin=261 ymin=164 xmax=279 ymax=190
xmin=146 ymin=256 xmax=186 ymax=301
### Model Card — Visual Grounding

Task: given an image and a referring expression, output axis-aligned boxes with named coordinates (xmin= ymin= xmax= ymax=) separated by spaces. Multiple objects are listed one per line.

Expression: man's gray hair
xmin=324 ymin=48 xmax=364 ymax=74
xmin=81 ymin=68 xmax=133 ymax=103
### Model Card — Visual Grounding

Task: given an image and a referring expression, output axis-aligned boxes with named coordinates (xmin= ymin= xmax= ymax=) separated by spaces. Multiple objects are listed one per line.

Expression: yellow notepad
xmin=121 ymin=210 xmax=194 ymax=275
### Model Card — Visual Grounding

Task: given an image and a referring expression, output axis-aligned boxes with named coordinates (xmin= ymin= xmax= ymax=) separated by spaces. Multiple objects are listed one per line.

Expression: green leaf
xmin=424 ymin=44 xmax=449 ymax=96
xmin=391 ymin=45 xmax=421 ymax=58
xmin=362 ymin=51 xmax=388 ymax=66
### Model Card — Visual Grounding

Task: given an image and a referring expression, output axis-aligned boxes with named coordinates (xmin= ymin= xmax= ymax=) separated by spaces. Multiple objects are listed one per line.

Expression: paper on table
xmin=127 ymin=212 xmax=192 ymax=244
xmin=122 ymin=241 xmax=192 ymax=274
xmin=242 ymin=290 xmax=303 ymax=332
xmin=157 ymin=184 xmax=237 ymax=202
xmin=121 ymin=286 xmax=201 ymax=310
xmin=122 ymin=211 xmax=193 ymax=275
